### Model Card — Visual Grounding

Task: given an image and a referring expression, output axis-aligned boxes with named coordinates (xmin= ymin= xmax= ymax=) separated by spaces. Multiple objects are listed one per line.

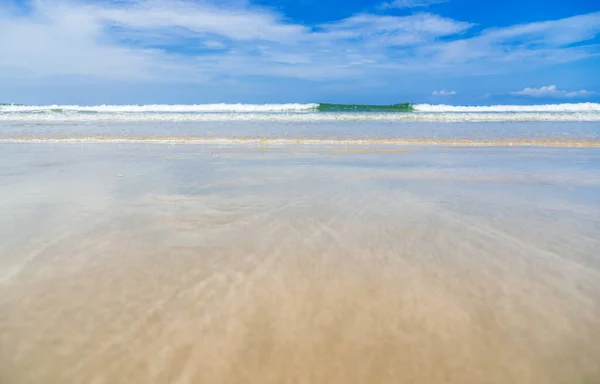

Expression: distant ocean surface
xmin=1 ymin=102 xmax=600 ymax=146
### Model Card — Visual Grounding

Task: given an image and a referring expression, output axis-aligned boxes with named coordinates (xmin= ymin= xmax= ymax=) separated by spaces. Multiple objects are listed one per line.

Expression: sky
xmin=0 ymin=0 xmax=599 ymax=105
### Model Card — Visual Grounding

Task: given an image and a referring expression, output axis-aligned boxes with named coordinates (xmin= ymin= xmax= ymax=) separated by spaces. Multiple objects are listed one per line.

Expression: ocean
xmin=1 ymin=103 xmax=600 ymax=383
xmin=1 ymin=102 xmax=600 ymax=146
xmin=2 ymin=102 xmax=600 ymax=124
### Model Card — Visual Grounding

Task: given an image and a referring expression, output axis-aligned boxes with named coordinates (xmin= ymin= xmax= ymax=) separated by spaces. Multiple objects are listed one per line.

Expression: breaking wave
xmin=1 ymin=113 xmax=600 ymax=122
xmin=0 ymin=103 xmax=320 ymax=113
xmin=1 ymin=103 xmax=600 ymax=121
xmin=413 ymin=103 xmax=600 ymax=112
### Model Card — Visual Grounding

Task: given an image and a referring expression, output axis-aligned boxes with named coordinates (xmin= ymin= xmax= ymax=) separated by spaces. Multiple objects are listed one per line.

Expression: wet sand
xmin=2 ymin=137 xmax=600 ymax=147
xmin=1 ymin=144 xmax=600 ymax=383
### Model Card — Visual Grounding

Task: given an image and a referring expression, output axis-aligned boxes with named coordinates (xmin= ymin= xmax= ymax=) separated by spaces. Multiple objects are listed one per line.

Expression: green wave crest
xmin=317 ymin=103 xmax=413 ymax=112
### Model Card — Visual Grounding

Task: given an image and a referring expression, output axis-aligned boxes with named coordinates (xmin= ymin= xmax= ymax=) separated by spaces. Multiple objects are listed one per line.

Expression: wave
xmin=0 ymin=102 xmax=414 ymax=113
xmin=1 ymin=103 xmax=599 ymax=121
xmin=413 ymin=103 xmax=600 ymax=112
xmin=2 ymin=102 xmax=600 ymax=114
xmin=318 ymin=103 xmax=413 ymax=112
xmin=3 ymin=137 xmax=598 ymax=147
xmin=1 ymin=112 xmax=600 ymax=122
xmin=0 ymin=103 xmax=320 ymax=113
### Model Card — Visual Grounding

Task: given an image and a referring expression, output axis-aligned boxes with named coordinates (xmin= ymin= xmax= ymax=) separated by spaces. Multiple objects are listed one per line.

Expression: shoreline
xmin=3 ymin=137 xmax=600 ymax=147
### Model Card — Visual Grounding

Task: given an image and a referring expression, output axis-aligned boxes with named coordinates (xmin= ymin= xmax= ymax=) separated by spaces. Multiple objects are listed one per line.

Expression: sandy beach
xmin=1 ymin=143 xmax=599 ymax=383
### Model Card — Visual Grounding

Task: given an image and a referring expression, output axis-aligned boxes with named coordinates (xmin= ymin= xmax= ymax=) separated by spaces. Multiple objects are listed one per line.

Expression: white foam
xmin=0 ymin=112 xmax=599 ymax=122
xmin=0 ymin=103 xmax=319 ymax=113
xmin=2 ymin=102 xmax=599 ymax=114
xmin=2 ymin=137 xmax=598 ymax=147
xmin=2 ymin=103 xmax=600 ymax=122
xmin=413 ymin=103 xmax=600 ymax=113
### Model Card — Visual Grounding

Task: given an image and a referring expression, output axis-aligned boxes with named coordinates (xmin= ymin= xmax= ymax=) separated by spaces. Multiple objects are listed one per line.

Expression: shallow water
xmin=1 ymin=120 xmax=600 ymax=143
xmin=1 ymin=142 xmax=600 ymax=383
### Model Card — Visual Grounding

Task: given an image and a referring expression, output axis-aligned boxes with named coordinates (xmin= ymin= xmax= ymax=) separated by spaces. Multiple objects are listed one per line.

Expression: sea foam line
xmin=2 ymin=137 xmax=599 ymax=147
xmin=413 ymin=103 xmax=600 ymax=112
xmin=1 ymin=112 xmax=600 ymax=122
xmin=1 ymin=102 xmax=600 ymax=113
xmin=0 ymin=103 xmax=320 ymax=113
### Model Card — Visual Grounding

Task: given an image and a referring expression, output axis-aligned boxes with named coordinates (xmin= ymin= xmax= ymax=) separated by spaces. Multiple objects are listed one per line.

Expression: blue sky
xmin=0 ymin=0 xmax=599 ymax=105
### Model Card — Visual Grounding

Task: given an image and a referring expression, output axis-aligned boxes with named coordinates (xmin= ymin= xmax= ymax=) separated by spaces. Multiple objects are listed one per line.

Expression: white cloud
xmin=511 ymin=85 xmax=595 ymax=98
xmin=0 ymin=1 xmax=168 ymax=81
xmin=97 ymin=0 xmax=308 ymax=42
xmin=203 ymin=40 xmax=227 ymax=49
xmin=416 ymin=12 xmax=600 ymax=73
xmin=432 ymin=90 xmax=456 ymax=96
xmin=380 ymin=0 xmax=447 ymax=9
xmin=0 ymin=0 xmax=598 ymax=87
xmin=0 ymin=1 xmax=472 ymax=82
xmin=316 ymin=13 xmax=472 ymax=46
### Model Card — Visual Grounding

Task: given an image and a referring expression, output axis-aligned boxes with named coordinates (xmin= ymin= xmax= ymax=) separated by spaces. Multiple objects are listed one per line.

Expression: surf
xmin=1 ymin=102 xmax=600 ymax=121
xmin=0 ymin=102 xmax=416 ymax=113
xmin=413 ymin=103 xmax=600 ymax=112
xmin=317 ymin=103 xmax=414 ymax=112
xmin=3 ymin=102 xmax=600 ymax=114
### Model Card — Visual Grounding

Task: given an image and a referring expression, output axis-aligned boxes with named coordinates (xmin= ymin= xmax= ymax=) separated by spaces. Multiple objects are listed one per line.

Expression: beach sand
xmin=1 ymin=144 xmax=599 ymax=383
